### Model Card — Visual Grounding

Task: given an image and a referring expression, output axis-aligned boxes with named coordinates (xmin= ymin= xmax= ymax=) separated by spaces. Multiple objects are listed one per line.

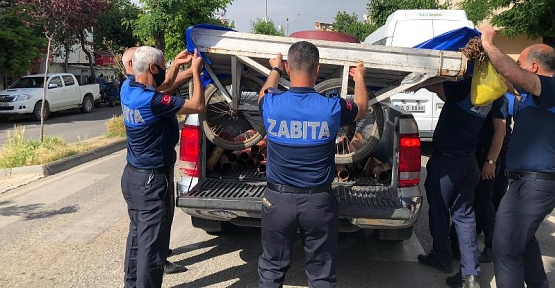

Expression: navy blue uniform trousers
xmin=493 ymin=176 xmax=555 ymax=288
xmin=258 ymin=188 xmax=338 ymax=288
xmin=121 ymin=165 xmax=174 ymax=288
xmin=425 ymin=154 xmax=481 ymax=277
xmin=474 ymin=149 xmax=500 ymax=249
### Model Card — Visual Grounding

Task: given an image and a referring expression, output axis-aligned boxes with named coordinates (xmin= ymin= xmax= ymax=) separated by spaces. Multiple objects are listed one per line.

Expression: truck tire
xmin=377 ymin=226 xmax=413 ymax=241
xmin=314 ymin=78 xmax=384 ymax=164
xmin=190 ymin=216 xmax=229 ymax=234
xmin=32 ymin=101 xmax=50 ymax=121
xmin=202 ymin=77 xmax=266 ymax=150
xmin=81 ymin=95 xmax=94 ymax=113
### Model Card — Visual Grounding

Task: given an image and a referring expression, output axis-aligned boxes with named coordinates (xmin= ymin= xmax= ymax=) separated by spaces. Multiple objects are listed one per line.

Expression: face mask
xmin=151 ymin=63 xmax=166 ymax=87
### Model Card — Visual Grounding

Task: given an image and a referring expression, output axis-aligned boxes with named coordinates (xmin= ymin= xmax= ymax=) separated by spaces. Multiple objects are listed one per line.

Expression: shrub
xmin=105 ymin=115 xmax=126 ymax=138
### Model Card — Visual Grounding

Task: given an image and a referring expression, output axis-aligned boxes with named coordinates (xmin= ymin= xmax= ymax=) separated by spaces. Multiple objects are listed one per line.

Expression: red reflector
xmin=399 ymin=133 xmax=421 ymax=187
xmin=180 ymin=124 xmax=200 ymax=177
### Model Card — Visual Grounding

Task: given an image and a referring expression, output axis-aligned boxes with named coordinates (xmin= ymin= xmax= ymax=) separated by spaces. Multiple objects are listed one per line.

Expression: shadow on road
xmin=169 ymin=227 xmax=452 ymax=288
xmin=0 ymin=200 xmax=79 ymax=220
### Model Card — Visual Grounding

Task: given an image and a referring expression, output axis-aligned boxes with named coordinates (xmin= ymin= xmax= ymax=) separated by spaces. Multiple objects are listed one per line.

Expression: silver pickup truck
xmin=0 ymin=73 xmax=100 ymax=120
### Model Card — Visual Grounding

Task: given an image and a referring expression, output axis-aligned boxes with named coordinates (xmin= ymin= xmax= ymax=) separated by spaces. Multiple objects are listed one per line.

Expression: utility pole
xmin=265 ymin=0 xmax=268 ymax=21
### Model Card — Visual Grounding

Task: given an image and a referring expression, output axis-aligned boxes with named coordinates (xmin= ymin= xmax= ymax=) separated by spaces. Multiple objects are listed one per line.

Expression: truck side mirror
xmin=48 ymin=83 xmax=58 ymax=89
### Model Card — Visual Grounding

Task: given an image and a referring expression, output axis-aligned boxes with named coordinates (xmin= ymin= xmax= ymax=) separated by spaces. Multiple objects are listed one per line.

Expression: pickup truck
xmin=0 ymin=73 xmax=100 ymax=120
xmin=174 ymin=27 xmax=467 ymax=241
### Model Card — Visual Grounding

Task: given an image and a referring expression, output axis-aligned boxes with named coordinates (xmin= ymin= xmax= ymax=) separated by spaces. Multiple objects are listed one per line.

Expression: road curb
xmin=0 ymin=138 xmax=127 ymax=179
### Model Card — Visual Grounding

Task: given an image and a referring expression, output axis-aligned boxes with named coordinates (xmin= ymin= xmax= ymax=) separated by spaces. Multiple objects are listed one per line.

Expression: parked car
xmin=0 ymin=73 xmax=100 ymax=120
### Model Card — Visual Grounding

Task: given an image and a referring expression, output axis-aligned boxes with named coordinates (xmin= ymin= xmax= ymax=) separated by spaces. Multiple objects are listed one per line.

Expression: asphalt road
xmin=1 ymin=149 xmax=555 ymax=287
xmin=0 ymin=104 xmax=122 ymax=145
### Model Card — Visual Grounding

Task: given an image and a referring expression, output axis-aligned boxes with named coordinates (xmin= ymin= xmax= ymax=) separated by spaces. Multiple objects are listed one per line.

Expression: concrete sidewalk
xmin=0 ymin=138 xmax=127 ymax=194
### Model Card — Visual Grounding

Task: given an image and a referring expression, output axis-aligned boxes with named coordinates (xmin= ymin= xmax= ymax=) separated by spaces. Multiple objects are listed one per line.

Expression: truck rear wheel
xmin=32 ymin=101 xmax=50 ymax=121
xmin=314 ymin=78 xmax=384 ymax=164
xmin=81 ymin=95 xmax=94 ymax=113
xmin=190 ymin=216 xmax=229 ymax=234
xmin=377 ymin=226 xmax=413 ymax=241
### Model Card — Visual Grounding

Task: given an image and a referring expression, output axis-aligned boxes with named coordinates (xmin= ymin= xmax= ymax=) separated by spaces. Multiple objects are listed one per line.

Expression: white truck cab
xmin=364 ymin=10 xmax=474 ymax=140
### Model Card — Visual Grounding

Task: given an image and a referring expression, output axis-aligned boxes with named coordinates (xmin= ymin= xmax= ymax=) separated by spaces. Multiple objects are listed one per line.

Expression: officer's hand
xmin=480 ymin=25 xmax=496 ymax=45
xmin=191 ymin=49 xmax=204 ymax=72
xmin=174 ymin=50 xmax=193 ymax=66
xmin=349 ymin=61 xmax=366 ymax=83
xmin=481 ymin=162 xmax=496 ymax=180
xmin=269 ymin=53 xmax=284 ymax=71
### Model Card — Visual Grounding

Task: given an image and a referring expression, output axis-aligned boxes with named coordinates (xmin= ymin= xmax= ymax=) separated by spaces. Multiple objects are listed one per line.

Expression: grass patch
xmin=0 ymin=125 xmax=123 ymax=169
xmin=106 ymin=115 xmax=126 ymax=138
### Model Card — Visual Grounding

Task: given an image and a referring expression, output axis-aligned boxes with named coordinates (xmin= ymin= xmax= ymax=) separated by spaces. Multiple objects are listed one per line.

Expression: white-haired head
xmin=122 ymin=47 xmax=138 ymax=74
xmin=132 ymin=46 xmax=165 ymax=75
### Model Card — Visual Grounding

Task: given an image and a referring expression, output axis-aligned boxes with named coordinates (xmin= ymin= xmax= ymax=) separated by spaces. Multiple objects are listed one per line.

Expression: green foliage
xmin=0 ymin=2 xmax=45 ymax=76
xmin=367 ymin=0 xmax=447 ymax=26
xmin=134 ymin=0 xmax=234 ymax=59
xmin=95 ymin=0 xmax=141 ymax=52
xmin=250 ymin=18 xmax=284 ymax=36
xmin=332 ymin=11 xmax=376 ymax=42
xmin=459 ymin=0 xmax=555 ymax=40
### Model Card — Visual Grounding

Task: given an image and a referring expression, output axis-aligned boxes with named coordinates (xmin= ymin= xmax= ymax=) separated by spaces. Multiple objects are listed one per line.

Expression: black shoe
xmin=447 ymin=272 xmax=480 ymax=288
xmin=479 ymin=247 xmax=493 ymax=263
xmin=163 ymin=261 xmax=187 ymax=274
xmin=446 ymin=271 xmax=462 ymax=288
xmin=462 ymin=275 xmax=480 ymax=288
xmin=168 ymin=249 xmax=174 ymax=257
xmin=418 ymin=253 xmax=452 ymax=273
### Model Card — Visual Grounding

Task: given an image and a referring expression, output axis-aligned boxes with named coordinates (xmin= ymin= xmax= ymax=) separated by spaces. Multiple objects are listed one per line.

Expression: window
xmin=62 ymin=75 xmax=75 ymax=86
xmin=49 ymin=76 xmax=62 ymax=88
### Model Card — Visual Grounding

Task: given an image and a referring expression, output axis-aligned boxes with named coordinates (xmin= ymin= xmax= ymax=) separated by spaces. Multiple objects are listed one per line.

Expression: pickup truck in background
xmin=173 ymin=26 xmax=467 ymax=241
xmin=0 ymin=73 xmax=100 ymax=120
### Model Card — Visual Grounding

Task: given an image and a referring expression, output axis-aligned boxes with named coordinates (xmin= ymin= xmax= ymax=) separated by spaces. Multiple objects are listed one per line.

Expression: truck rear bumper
xmin=177 ymin=178 xmax=422 ymax=229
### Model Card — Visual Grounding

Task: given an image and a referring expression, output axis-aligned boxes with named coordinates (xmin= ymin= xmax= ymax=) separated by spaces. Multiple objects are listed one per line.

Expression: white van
xmin=364 ymin=10 xmax=474 ymax=140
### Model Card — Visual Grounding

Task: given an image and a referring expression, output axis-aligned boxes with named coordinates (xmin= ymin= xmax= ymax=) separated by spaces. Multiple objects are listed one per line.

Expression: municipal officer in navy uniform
xmin=481 ymin=25 xmax=555 ymax=288
xmin=472 ymin=94 xmax=511 ymax=264
xmin=120 ymin=46 xmax=205 ymax=288
xmin=120 ymin=47 xmax=193 ymax=275
xmin=417 ymin=75 xmax=493 ymax=287
xmin=257 ymin=41 xmax=368 ymax=288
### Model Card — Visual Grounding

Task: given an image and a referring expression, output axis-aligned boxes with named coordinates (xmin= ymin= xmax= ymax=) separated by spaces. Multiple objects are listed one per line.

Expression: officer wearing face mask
xmin=120 ymin=46 xmax=206 ymax=288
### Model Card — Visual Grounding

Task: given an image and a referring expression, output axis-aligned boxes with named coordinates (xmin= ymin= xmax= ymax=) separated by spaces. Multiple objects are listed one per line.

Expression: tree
xmin=367 ymin=0 xmax=447 ymax=26
xmin=250 ymin=18 xmax=284 ymax=36
xmin=332 ymin=12 xmax=376 ymax=42
xmin=134 ymin=0 xmax=234 ymax=58
xmin=94 ymin=0 xmax=141 ymax=53
xmin=0 ymin=1 xmax=44 ymax=76
xmin=459 ymin=0 xmax=555 ymax=46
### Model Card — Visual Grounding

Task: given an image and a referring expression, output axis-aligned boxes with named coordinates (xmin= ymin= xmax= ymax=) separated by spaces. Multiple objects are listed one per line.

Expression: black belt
xmin=506 ymin=171 xmax=555 ymax=181
xmin=126 ymin=163 xmax=170 ymax=174
xmin=432 ymin=150 xmax=475 ymax=157
xmin=267 ymin=182 xmax=331 ymax=194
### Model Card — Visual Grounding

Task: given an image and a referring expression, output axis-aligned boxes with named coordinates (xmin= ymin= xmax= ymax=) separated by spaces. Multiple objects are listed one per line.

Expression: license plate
xmin=0 ymin=102 xmax=10 ymax=107
xmin=399 ymin=104 xmax=425 ymax=112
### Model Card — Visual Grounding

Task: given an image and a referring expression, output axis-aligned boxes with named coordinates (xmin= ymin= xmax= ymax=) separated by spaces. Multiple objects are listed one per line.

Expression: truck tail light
xmin=398 ymin=133 xmax=421 ymax=188
xmin=180 ymin=124 xmax=200 ymax=177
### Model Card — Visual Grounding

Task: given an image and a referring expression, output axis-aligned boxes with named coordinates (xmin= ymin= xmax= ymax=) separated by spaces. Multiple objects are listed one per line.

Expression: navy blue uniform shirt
xmin=476 ymin=96 xmax=510 ymax=150
xmin=120 ymin=80 xmax=185 ymax=169
xmin=120 ymin=74 xmax=135 ymax=93
xmin=506 ymin=75 xmax=555 ymax=172
xmin=259 ymin=87 xmax=358 ymax=187
xmin=433 ymin=78 xmax=493 ymax=154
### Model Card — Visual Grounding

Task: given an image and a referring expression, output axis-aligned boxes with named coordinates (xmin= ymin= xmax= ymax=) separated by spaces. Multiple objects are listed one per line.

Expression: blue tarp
xmin=413 ymin=27 xmax=481 ymax=51
xmin=185 ymin=25 xmax=236 ymax=88
xmin=413 ymin=27 xmax=481 ymax=74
